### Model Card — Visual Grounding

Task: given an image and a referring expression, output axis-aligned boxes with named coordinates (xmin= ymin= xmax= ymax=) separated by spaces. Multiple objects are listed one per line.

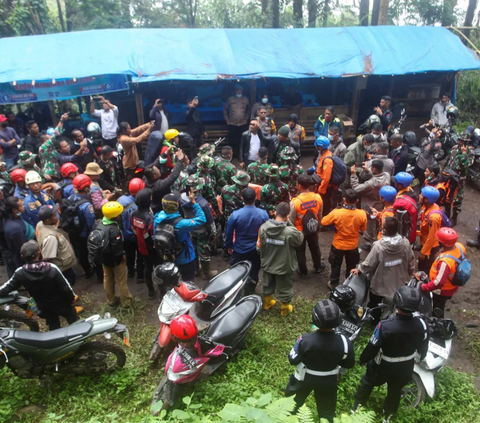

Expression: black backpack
xmin=154 ymin=217 xmax=185 ymax=262
xmin=302 ymin=209 xmax=319 ymax=235
xmin=87 ymin=221 xmax=110 ymax=267
xmin=60 ymin=196 xmax=90 ymax=234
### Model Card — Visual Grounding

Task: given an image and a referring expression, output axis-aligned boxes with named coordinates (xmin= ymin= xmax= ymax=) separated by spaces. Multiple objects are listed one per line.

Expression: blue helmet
xmin=46 ymin=127 xmax=55 ymax=136
xmin=395 ymin=172 xmax=413 ymax=188
xmin=314 ymin=136 xmax=330 ymax=149
xmin=379 ymin=186 xmax=397 ymax=202
xmin=421 ymin=186 xmax=440 ymax=203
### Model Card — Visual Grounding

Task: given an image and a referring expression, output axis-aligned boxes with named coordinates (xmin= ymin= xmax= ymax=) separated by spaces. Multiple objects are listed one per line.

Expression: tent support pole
xmin=350 ymin=76 xmax=362 ymax=129
xmin=48 ymin=101 xmax=58 ymax=126
xmin=135 ymin=93 xmax=144 ymax=125
xmin=250 ymin=79 xmax=257 ymax=112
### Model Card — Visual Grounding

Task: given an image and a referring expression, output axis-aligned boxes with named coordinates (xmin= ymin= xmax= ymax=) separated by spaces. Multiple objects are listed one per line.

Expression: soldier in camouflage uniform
xmin=278 ymin=146 xmax=305 ymax=198
xmin=247 ymin=146 xmax=270 ymax=186
xmin=172 ymin=169 xmax=189 ymax=192
xmin=260 ymin=164 xmax=290 ymax=218
xmin=18 ymin=151 xmax=46 ymax=183
xmin=187 ymin=142 xmax=216 ymax=175
xmin=213 ymin=146 xmax=236 ymax=194
xmin=194 ymin=155 xmax=220 ymax=217
xmin=444 ymin=134 xmax=475 ymax=226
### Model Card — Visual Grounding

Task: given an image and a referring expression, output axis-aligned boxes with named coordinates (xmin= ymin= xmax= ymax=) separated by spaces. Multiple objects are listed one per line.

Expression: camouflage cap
xmin=266 ymin=164 xmax=280 ymax=179
xmin=187 ymin=174 xmax=205 ymax=191
xmin=231 ymin=171 xmax=251 ymax=186
xmin=197 ymin=155 xmax=215 ymax=169
xmin=18 ymin=150 xmax=37 ymax=166
xmin=277 ymin=126 xmax=290 ymax=137
xmin=197 ymin=143 xmax=215 ymax=157
xmin=279 ymin=165 xmax=291 ymax=179
xmin=280 ymin=146 xmax=298 ymax=162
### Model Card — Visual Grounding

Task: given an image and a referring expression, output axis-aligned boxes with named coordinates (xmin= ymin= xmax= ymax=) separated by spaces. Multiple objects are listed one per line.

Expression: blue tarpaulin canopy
xmin=0 ymin=26 xmax=479 ymax=85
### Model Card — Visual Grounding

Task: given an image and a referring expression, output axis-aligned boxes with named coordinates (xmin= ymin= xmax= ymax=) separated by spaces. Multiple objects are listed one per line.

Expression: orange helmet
xmin=170 ymin=315 xmax=198 ymax=341
xmin=128 ymin=178 xmax=146 ymax=196
xmin=10 ymin=168 xmax=27 ymax=184
xmin=61 ymin=163 xmax=79 ymax=179
xmin=73 ymin=174 xmax=92 ymax=191
xmin=436 ymin=227 xmax=458 ymax=247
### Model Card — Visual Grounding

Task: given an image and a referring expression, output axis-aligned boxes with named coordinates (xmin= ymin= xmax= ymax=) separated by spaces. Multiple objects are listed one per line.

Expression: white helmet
xmin=87 ymin=122 xmax=101 ymax=137
xmin=25 ymin=171 xmax=42 ymax=185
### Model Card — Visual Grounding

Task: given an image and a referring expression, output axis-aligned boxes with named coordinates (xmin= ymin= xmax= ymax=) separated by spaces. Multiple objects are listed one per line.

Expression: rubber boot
xmin=75 ymin=306 xmax=84 ymax=314
xmin=281 ymin=302 xmax=293 ymax=316
xmin=450 ymin=212 xmax=458 ymax=228
xmin=202 ymin=261 xmax=218 ymax=280
xmin=263 ymin=295 xmax=276 ymax=310
xmin=195 ymin=256 xmax=201 ymax=277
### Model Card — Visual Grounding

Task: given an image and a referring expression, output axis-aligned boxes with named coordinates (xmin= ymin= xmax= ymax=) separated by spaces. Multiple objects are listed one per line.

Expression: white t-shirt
xmin=248 ymin=133 xmax=261 ymax=161
xmin=160 ymin=110 xmax=169 ymax=134
xmin=92 ymin=107 xmax=119 ymax=139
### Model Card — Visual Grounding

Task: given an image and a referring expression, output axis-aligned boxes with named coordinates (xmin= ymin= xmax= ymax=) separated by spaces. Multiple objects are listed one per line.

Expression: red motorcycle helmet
xmin=73 ymin=174 xmax=92 ymax=191
xmin=128 ymin=178 xmax=146 ymax=196
xmin=436 ymin=227 xmax=458 ymax=247
xmin=170 ymin=315 xmax=198 ymax=341
xmin=10 ymin=168 xmax=27 ymax=184
xmin=61 ymin=162 xmax=79 ymax=179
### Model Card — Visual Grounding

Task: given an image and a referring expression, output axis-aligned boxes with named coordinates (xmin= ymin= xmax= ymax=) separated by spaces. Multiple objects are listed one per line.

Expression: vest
xmin=288 ymin=124 xmax=303 ymax=143
xmin=292 ymin=192 xmax=322 ymax=231
xmin=429 ymin=243 xmax=465 ymax=295
xmin=36 ymin=222 xmax=77 ymax=271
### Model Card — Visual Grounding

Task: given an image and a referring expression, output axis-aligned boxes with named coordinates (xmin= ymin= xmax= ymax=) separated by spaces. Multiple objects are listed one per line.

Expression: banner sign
xmin=0 ymin=74 xmax=128 ymax=104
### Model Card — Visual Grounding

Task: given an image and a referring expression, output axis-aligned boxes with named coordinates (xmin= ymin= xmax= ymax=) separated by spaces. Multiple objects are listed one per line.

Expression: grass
xmin=1 ymin=297 xmax=480 ymax=422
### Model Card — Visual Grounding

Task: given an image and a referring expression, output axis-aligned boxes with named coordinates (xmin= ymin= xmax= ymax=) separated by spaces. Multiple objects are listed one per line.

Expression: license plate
xmin=163 ymin=290 xmax=186 ymax=313
xmin=123 ymin=329 xmax=131 ymax=347
xmin=340 ymin=319 xmax=360 ymax=335
xmin=428 ymin=341 xmax=448 ymax=359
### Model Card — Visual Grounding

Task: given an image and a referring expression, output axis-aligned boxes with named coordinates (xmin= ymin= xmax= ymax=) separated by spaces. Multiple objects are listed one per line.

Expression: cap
xmin=162 ymin=193 xmax=179 ymax=214
xmin=38 ymin=204 xmax=59 ymax=221
xmin=18 ymin=150 xmax=37 ymax=165
xmin=381 ymin=95 xmax=392 ymax=102
xmin=465 ymin=126 xmax=475 ymax=134
xmin=0 ymin=114 xmax=7 ymax=123
xmin=20 ymin=240 xmax=40 ymax=260
xmin=84 ymin=162 xmax=104 ymax=176
xmin=278 ymin=126 xmax=290 ymax=137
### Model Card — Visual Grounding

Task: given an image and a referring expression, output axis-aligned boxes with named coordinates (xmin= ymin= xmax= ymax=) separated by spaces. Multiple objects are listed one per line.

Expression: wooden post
xmin=350 ymin=76 xmax=362 ymax=125
xmin=135 ymin=93 xmax=144 ymax=125
xmin=47 ymin=100 xmax=58 ymax=126
xmin=250 ymin=79 xmax=257 ymax=111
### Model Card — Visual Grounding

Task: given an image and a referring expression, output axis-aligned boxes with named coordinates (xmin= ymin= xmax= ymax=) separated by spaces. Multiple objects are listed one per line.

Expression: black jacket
xmin=96 ymin=220 xmax=124 ymax=267
xmin=239 ymin=130 xmax=267 ymax=164
xmin=3 ymin=217 xmax=28 ymax=269
xmin=97 ymin=158 xmax=121 ymax=191
xmin=388 ymin=144 xmax=409 ymax=174
xmin=0 ymin=261 xmax=74 ymax=312
xmin=267 ymin=136 xmax=300 ymax=164
xmin=22 ymin=134 xmax=42 ymax=154
xmin=149 ymin=106 xmax=171 ymax=133
xmin=186 ymin=107 xmax=205 ymax=137
xmin=148 ymin=160 xmax=183 ymax=214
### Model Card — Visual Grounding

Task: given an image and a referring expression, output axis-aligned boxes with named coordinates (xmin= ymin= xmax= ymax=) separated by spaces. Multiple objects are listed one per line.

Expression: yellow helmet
xmin=102 ymin=201 xmax=124 ymax=220
xmin=164 ymin=129 xmax=180 ymax=141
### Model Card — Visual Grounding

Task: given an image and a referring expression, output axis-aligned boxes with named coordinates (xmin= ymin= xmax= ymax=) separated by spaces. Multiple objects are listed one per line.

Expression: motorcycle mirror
xmin=465 ymin=323 xmax=479 ymax=329
xmin=433 ymin=308 xmax=444 ymax=318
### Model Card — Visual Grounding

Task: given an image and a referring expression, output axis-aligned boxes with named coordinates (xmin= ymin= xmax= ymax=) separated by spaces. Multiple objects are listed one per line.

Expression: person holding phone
xmin=149 ymin=98 xmax=171 ymax=133
xmin=186 ymin=96 xmax=207 ymax=159
xmin=90 ymin=95 xmax=119 ymax=148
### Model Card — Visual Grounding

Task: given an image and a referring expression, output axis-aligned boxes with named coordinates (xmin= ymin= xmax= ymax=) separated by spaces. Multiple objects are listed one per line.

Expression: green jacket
xmin=257 ymin=220 xmax=304 ymax=275
xmin=344 ymin=138 xmax=368 ymax=167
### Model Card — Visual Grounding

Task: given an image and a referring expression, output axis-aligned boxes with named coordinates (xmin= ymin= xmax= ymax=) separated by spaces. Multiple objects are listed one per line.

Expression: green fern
xmin=296 ymin=404 xmax=315 ymax=423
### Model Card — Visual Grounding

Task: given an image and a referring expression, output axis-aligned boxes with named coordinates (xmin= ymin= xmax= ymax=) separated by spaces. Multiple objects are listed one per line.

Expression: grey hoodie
xmin=358 ymin=234 xmax=415 ymax=298
xmin=350 ymin=171 xmax=391 ymax=210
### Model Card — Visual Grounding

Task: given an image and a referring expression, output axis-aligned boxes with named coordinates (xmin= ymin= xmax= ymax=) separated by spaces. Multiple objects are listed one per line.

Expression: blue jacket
xmin=154 ymin=203 xmax=206 ymax=265
xmin=14 ymin=185 xmax=28 ymax=200
xmin=225 ymin=205 xmax=269 ymax=253
xmin=72 ymin=193 xmax=95 ymax=237
xmin=117 ymin=194 xmax=137 ymax=242
xmin=24 ymin=190 xmax=56 ymax=227
xmin=3 ymin=217 xmax=28 ymax=269
xmin=62 ymin=179 xmax=75 ymax=199
xmin=313 ymin=116 xmax=342 ymax=138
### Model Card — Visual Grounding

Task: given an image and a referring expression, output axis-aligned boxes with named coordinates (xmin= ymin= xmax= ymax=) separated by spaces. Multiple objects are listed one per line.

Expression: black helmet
xmin=446 ymin=106 xmax=459 ymax=121
xmin=330 ymin=285 xmax=357 ymax=313
xmin=393 ymin=286 xmax=423 ymax=312
xmin=312 ymin=299 xmax=342 ymax=329
xmin=152 ymin=262 xmax=180 ymax=287
xmin=403 ymin=131 xmax=417 ymax=147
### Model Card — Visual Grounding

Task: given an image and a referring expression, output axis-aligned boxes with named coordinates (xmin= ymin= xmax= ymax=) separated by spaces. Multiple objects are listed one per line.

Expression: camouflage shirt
xmin=444 ymin=145 xmax=475 ymax=178
xmin=279 ymin=163 xmax=305 ymax=197
xmin=39 ymin=138 xmax=60 ymax=179
xmin=247 ymin=160 xmax=270 ymax=186
xmin=195 ymin=171 xmax=220 ymax=215
xmin=213 ymin=158 xmax=236 ymax=194
xmin=260 ymin=180 xmax=290 ymax=217
xmin=172 ymin=170 xmax=189 ymax=192
xmin=221 ymin=184 xmax=244 ymax=220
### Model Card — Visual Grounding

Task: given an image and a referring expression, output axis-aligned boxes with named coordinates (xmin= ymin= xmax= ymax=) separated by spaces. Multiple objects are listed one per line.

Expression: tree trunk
xmin=293 ymin=0 xmax=303 ymax=27
xmin=322 ymin=0 xmax=329 ymax=27
xmin=64 ymin=0 xmax=74 ymax=31
xmin=371 ymin=0 xmax=380 ymax=25
xmin=359 ymin=0 xmax=369 ymax=26
xmin=378 ymin=0 xmax=389 ymax=25
xmin=308 ymin=0 xmax=317 ymax=27
xmin=463 ymin=0 xmax=477 ymax=38
xmin=442 ymin=0 xmax=457 ymax=27
xmin=272 ymin=0 xmax=279 ymax=28
xmin=262 ymin=0 xmax=268 ymax=14
xmin=56 ymin=0 xmax=66 ymax=32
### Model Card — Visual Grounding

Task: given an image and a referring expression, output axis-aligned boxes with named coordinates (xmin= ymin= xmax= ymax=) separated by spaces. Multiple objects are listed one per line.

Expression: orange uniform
xmin=419 ymin=203 xmax=442 ymax=256
xmin=396 ymin=186 xmax=415 ymax=198
xmin=291 ymin=192 xmax=323 ymax=231
xmin=315 ymin=150 xmax=334 ymax=195
xmin=376 ymin=206 xmax=395 ymax=240
xmin=321 ymin=206 xmax=367 ymax=250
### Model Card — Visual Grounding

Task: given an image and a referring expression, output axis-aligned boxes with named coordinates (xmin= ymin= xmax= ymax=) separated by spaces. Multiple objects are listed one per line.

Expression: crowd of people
xmin=0 ymin=89 xmax=475 ymax=422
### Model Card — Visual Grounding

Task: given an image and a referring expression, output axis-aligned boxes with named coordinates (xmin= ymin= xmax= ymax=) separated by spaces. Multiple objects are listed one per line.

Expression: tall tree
xmin=322 ymin=0 xmax=329 ymax=26
xmin=378 ymin=0 xmax=389 ymax=24
xmin=261 ymin=0 xmax=268 ymax=14
xmin=359 ymin=0 xmax=369 ymax=25
xmin=272 ymin=0 xmax=279 ymax=27
xmin=463 ymin=0 xmax=477 ymax=38
xmin=371 ymin=0 xmax=380 ymax=25
xmin=442 ymin=0 xmax=457 ymax=26
xmin=7 ymin=0 xmax=53 ymax=35
xmin=307 ymin=0 xmax=317 ymax=27
xmin=293 ymin=0 xmax=303 ymax=27
xmin=55 ymin=0 xmax=65 ymax=32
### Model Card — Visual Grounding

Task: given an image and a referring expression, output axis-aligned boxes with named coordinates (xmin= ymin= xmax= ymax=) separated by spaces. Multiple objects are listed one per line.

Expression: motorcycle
xmin=0 ymin=291 xmax=39 ymax=331
xmin=151 ymin=295 xmax=262 ymax=411
xmin=149 ymin=261 xmax=252 ymax=365
xmin=433 ymin=120 xmax=458 ymax=162
xmin=387 ymin=103 xmax=406 ymax=139
xmin=0 ymin=314 xmax=129 ymax=379
xmin=467 ymin=147 xmax=480 ymax=191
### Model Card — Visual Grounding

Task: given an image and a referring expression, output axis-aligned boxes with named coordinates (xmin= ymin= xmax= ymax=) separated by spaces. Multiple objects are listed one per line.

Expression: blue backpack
xmin=443 ymin=244 xmax=471 ymax=287
xmin=427 ymin=209 xmax=451 ymax=228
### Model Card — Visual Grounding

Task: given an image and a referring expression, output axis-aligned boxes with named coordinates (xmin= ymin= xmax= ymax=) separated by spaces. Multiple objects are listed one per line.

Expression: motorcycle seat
xmin=204 ymin=298 xmax=258 ymax=347
xmin=14 ymin=322 xmax=92 ymax=349
xmin=345 ymin=273 xmax=368 ymax=306
xmin=203 ymin=263 xmax=248 ymax=299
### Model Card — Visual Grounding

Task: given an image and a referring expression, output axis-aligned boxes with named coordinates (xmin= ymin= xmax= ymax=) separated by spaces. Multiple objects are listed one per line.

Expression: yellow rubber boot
xmin=263 ymin=295 xmax=276 ymax=310
xmin=281 ymin=303 xmax=293 ymax=316
xmin=75 ymin=306 xmax=84 ymax=314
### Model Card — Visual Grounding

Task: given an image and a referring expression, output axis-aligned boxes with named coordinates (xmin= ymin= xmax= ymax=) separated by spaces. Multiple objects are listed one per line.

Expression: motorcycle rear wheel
xmin=70 ymin=341 xmax=126 ymax=375
xmin=402 ymin=373 xmax=426 ymax=408
xmin=0 ymin=310 xmax=39 ymax=331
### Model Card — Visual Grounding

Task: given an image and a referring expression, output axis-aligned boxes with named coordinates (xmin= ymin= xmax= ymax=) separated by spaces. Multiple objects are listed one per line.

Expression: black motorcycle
xmin=467 ymin=147 xmax=480 ymax=190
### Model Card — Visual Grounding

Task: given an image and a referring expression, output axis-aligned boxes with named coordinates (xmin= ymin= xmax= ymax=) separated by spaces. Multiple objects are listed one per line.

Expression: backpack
xmin=87 ymin=222 xmax=110 ymax=267
xmin=427 ymin=209 xmax=452 ymax=228
xmin=154 ymin=216 xmax=185 ymax=263
xmin=443 ymin=244 xmax=471 ymax=286
xmin=393 ymin=195 xmax=418 ymax=243
xmin=60 ymin=196 xmax=90 ymax=234
xmin=302 ymin=208 xmax=319 ymax=236
xmin=323 ymin=155 xmax=347 ymax=185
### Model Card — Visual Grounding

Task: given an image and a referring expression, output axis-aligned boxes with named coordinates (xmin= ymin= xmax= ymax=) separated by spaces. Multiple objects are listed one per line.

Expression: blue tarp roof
xmin=0 ymin=26 xmax=479 ymax=84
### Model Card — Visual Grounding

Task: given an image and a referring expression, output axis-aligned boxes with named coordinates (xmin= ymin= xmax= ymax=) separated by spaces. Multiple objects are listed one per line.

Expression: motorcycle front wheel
xmin=401 ymin=373 xmax=426 ymax=408
xmin=69 ymin=341 xmax=126 ymax=375
xmin=0 ymin=310 xmax=39 ymax=331
xmin=152 ymin=377 xmax=184 ymax=413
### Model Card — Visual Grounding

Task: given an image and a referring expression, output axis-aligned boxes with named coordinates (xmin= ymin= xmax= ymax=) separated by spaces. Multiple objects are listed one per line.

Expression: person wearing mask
xmin=352 ymin=217 xmax=415 ymax=323
xmin=23 ymin=171 xmax=56 ymax=227
xmin=36 ymin=204 xmax=77 ymax=286
xmin=431 ymin=92 xmax=453 ymax=126
xmin=285 ymin=300 xmax=354 ymax=423
xmin=90 ymin=95 xmax=119 ymax=148
xmin=0 ymin=114 xmax=21 ymax=169
xmin=224 ymin=85 xmax=250 ymax=158
xmin=321 ymin=189 xmax=367 ymax=290
xmin=257 ymin=202 xmax=304 ymax=316
xmin=96 ymin=202 xmax=134 ymax=307
xmin=314 ymin=136 xmax=336 ymax=216
xmin=240 ymin=118 xmax=267 ymax=169
xmin=186 ymin=97 xmax=207 ymax=159
xmin=353 ymin=286 xmax=428 ymax=421
xmin=247 ymin=146 xmax=270 ymax=186
xmin=350 ymin=160 xmax=390 ymax=252
xmin=154 ymin=192 xmax=206 ymax=281
xmin=290 ymin=174 xmax=325 ymax=276
xmin=117 ymin=121 xmax=154 ymax=183
xmin=59 ymin=163 xmax=78 ymax=199
xmin=423 ymin=163 xmax=441 ymax=188
xmin=84 ymin=162 xmax=115 ymax=211
xmin=413 ymin=127 xmax=442 ymax=187
xmin=344 ymin=134 xmax=375 ymax=169
xmin=70 ymin=129 xmax=97 ymax=172
xmin=150 ymin=98 xmax=171 ymax=133
xmin=327 ymin=126 xmax=346 ymax=159
xmin=11 ymin=169 xmax=29 ymax=200
xmin=370 ymin=185 xmax=397 ymax=240
xmin=226 ymin=187 xmax=269 ymax=292
xmin=417 ymin=186 xmax=442 ymax=273
xmin=56 ymin=139 xmax=87 ymax=167
xmin=22 ymin=120 xmax=42 ymax=154
xmin=257 ymin=107 xmax=276 ymax=137
xmin=213 ymin=146 xmax=236 ymax=193
xmin=251 ymin=92 xmax=274 ymax=118
xmin=363 ymin=142 xmax=395 ymax=177
xmin=286 ymin=114 xmax=306 ymax=144
xmin=373 ymin=95 xmax=393 ymax=131
xmin=313 ymin=106 xmax=342 ymax=138
xmin=370 ymin=123 xmax=387 ymax=145
xmin=283 ymin=85 xmax=303 ymax=110
xmin=388 ymin=134 xmax=409 ymax=174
